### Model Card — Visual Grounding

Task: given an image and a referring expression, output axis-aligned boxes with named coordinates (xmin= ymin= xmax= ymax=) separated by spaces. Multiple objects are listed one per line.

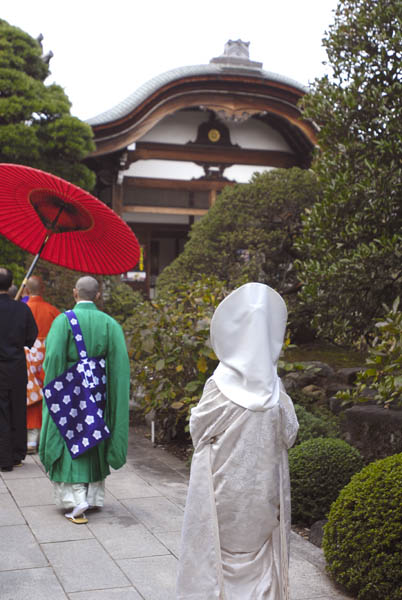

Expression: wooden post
xmin=112 ymin=178 xmax=123 ymax=216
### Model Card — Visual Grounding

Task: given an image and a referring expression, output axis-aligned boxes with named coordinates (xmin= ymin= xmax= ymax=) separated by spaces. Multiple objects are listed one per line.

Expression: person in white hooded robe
xmin=176 ymin=283 xmax=299 ymax=600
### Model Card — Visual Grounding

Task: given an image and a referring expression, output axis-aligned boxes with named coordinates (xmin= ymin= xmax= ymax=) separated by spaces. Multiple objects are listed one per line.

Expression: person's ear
xmin=95 ymin=291 xmax=101 ymax=301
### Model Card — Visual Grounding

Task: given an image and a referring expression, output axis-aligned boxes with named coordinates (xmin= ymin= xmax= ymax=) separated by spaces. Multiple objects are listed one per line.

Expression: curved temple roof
xmin=86 ymin=41 xmax=316 ymax=161
xmin=87 ymin=63 xmax=308 ymax=127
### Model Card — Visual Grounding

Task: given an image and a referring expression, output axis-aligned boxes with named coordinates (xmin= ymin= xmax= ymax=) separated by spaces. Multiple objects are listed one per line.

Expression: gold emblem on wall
xmin=207 ymin=128 xmax=221 ymax=143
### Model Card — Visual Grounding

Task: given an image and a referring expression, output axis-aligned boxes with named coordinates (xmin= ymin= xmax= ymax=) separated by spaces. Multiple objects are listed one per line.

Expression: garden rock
xmin=298 ymin=361 xmax=335 ymax=380
xmin=336 ymin=367 xmax=362 ymax=384
xmin=301 ymin=384 xmax=326 ymax=401
xmin=282 ymin=371 xmax=317 ymax=391
xmin=309 ymin=519 xmax=327 ymax=548
xmin=343 ymin=405 xmax=402 ymax=461
xmin=325 ymin=381 xmax=353 ymax=395
xmin=327 ymin=396 xmax=348 ymax=415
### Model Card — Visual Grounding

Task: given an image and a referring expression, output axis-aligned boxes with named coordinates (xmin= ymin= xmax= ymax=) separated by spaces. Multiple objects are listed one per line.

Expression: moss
xmin=285 ymin=343 xmax=366 ymax=368
xmin=323 ymin=453 xmax=402 ymax=600
xmin=289 ymin=437 xmax=363 ymax=526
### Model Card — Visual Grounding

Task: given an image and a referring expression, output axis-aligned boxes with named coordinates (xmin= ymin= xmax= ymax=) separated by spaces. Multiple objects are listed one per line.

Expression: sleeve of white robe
xmin=190 ymin=377 xmax=244 ymax=448
xmin=177 ymin=379 xmax=243 ymax=600
xmin=279 ymin=385 xmax=299 ymax=449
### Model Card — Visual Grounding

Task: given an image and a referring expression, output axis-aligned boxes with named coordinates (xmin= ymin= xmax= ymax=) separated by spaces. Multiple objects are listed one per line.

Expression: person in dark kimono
xmin=0 ymin=267 xmax=38 ymax=471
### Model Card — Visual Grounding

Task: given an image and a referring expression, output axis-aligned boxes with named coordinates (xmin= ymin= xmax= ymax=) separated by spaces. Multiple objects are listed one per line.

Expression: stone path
xmin=0 ymin=429 xmax=354 ymax=599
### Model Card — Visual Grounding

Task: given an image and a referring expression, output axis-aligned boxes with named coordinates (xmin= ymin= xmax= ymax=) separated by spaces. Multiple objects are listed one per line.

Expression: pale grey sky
xmin=2 ymin=0 xmax=339 ymax=121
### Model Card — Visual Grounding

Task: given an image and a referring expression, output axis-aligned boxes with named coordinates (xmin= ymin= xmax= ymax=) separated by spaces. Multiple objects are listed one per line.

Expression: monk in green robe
xmin=39 ymin=276 xmax=130 ymax=524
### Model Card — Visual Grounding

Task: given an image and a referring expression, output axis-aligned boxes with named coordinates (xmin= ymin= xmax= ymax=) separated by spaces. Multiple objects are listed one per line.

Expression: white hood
xmin=210 ymin=282 xmax=287 ymax=411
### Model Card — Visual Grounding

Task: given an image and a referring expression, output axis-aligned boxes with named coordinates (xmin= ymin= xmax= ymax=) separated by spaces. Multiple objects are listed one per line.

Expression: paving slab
xmin=69 ymin=589 xmax=143 ymax=600
xmin=0 ymin=462 xmax=45 ymax=479
xmin=105 ymin=470 xmax=161 ymax=499
xmin=0 ymin=491 xmax=25 ymax=526
xmin=87 ymin=518 xmax=169 ymax=560
xmin=153 ymin=530 xmax=182 ymax=558
xmin=290 ymin=554 xmax=351 ymax=600
xmin=5 ymin=475 xmax=54 ymax=506
xmin=21 ymin=504 xmax=94 ymax=543
xmin=41 ymin=538 xmax=130 ymax=593
xmin=118 ymin=555 xmax=178 ymax=600
xmin=141 ymin=479 xmax=189 ymax=510
xmin=0 ymin=524 xmax=48 ymax=570
xmin=82 ymin=495 xmax=140 ymax=525
xmin=122 ymin=496 xmax=184 ymax=533
xmin=0 ymin=566 xmax=68 ymax=600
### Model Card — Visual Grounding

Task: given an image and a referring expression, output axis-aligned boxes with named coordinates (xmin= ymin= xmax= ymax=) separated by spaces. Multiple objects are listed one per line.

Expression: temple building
xmin=85 ymin=40 xmax=316 ymax=296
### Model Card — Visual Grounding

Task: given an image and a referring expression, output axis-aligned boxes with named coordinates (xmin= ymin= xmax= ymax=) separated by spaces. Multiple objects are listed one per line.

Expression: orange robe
xmin=26 ymin=296 xmax=60 ymax=429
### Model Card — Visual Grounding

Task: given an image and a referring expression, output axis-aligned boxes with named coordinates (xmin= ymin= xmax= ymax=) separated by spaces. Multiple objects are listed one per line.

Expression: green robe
xmin=39 ymin=302 xmax=130 ymax=483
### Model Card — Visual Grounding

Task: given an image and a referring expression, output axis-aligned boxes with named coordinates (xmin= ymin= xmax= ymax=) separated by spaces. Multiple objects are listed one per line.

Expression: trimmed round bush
xmin=323 ymin=453 xmax=402 ymax=600
xmin=294 ymin=404 xmax=340 ymax=445
xmin=289 ymin=437 xmax=363 ymax=525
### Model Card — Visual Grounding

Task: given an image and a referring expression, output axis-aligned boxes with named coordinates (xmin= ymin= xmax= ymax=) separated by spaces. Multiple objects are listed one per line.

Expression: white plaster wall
xmin=126 ymin=110 xmax=292 ymax=183
xmin=224 ymin=164 xmax=275 ymax=182
xmin=139 ymin=111 xmax=206 ymax=144
xmin=125 ymin=159 xmax=204 ymax=180
xmin=124 ymin=160 xmax=274 ymax=184
xmin=227 ymin=119 xmax=292 ymax=151
xmin=139 ymin=111 xmax=292 ymax=151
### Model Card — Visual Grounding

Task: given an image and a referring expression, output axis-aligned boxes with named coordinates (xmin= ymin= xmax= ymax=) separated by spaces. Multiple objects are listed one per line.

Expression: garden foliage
xmin=0 ymin=19 xmax=95 ymax=189
xmin=296 ymin=0 xmax=402 ymax=343
xmin=157 ymin=168 xmax=320 ymax=296
xmin=289 ymin=437 xmax=363 ymax=525
xmin=0 ymin=19 xmax=96 ymax=289
xmin=293 ymin=404 xmax=340 ymax=445
xmin=323 ymin=452 xmax=402 ymax=600
xmin=338 ymin=298 xmax=402 ymax=407
xmin=123 ymin=277 xmax=228 ymax=439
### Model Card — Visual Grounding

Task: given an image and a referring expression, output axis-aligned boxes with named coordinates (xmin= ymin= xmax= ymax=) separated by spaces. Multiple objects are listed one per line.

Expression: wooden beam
xmin=112 ymin=182 xmax=123 ymax=216
xmin=127 ymin=142 xmax=298 ymax=168
xmin=123 ymin=176 xmax=233 ymax=192
xmin=123 ymin=205 xmax=208 ymax=216
xmin=90 ymin=89 xmax=317 ymax=157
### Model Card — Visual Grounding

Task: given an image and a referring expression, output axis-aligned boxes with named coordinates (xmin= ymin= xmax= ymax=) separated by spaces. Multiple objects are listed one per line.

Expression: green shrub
xmin=323 ymin=453 xmax=402 ymax=600
xmin=289 ymin=437 xmax=363 ymax=526
xmin=338 ymin=298 xmax=402 ymax=408
xmin=294 ymin=404 xmax=340 ymax=445
xmin=123 ymin=276 xmax=228 ymax=441
xmin=103 ymin=279 xmax=144 ymax=324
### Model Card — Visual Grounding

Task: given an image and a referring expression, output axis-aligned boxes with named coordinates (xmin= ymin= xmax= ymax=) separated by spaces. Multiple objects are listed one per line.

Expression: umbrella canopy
xmin=0 ymin=163 xmax=140 ymax=275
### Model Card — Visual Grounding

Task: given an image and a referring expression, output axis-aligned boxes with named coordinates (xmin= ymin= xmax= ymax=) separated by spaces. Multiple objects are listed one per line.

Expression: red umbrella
xmin=0 ymin=164 xmax=140 ymax=298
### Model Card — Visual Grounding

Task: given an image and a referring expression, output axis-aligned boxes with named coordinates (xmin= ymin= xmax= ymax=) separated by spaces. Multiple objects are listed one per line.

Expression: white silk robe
xmin=176 ymin=378 xmax=299 ymax=600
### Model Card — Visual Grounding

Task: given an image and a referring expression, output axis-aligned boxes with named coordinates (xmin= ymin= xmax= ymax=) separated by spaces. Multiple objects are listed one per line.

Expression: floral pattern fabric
xmin=25 ymin=338 xmax=46 ymax=406
xmin=43 ymin=310 xmax=110 ymax=459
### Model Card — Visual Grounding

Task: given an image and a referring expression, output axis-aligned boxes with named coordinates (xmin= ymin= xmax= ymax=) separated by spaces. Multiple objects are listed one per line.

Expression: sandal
xmin=66 ymin=515 xmax=89 ymax=525
xmin=65 ymin=501 xmax=89 ymax=524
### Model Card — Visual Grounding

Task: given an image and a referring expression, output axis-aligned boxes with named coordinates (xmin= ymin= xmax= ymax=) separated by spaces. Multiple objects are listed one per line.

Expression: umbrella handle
xmin=15 ymin=233 xmax=51 ymax=301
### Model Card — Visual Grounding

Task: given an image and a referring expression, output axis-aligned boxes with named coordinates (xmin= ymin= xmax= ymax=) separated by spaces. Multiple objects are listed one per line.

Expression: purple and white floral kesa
xmin=43 ymin=310 xmax=110 ymax=458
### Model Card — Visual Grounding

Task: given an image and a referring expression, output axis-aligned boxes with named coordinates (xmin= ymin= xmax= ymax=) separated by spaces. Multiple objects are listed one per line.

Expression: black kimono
xmin=0 ymin=294 xmax=38 ymax=468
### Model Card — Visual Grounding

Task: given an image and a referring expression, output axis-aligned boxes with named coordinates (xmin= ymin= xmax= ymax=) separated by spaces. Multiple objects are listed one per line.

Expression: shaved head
xmin=26 ymin=276 xmax=43 ymax=295
xmin=75 ymin=276 xmax=99 ymax=301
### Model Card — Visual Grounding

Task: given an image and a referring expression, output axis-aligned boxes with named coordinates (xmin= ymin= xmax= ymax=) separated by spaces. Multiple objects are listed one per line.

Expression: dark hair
xmin=0 ymin=267 xmax=13 ymax=291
